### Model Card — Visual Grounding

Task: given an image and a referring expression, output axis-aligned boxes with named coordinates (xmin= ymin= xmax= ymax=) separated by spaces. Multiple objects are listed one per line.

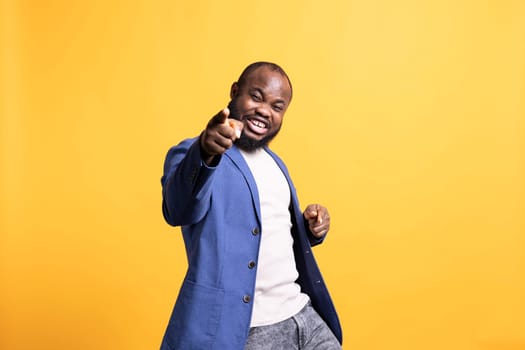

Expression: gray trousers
xmin=244 ymin=302 xmax=342 ymax=350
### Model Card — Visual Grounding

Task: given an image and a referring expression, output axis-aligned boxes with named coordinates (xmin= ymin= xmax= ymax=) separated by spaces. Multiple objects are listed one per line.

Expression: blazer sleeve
xmin=161 ymin=137 xmax=220 ymax=227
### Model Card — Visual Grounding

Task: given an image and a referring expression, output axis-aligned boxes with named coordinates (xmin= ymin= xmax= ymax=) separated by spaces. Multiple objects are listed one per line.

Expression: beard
xmin=227 ymin=100 xmax=281 ymax=152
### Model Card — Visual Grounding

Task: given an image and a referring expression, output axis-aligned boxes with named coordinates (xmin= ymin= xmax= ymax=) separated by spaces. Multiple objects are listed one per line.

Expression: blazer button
xmin=248 ymin=260 xmax=256 ymax=269
xmin=251 ymin=227 xmax=260 ymax=235
xmin=243 ymin=295 xmax=252 ymax=303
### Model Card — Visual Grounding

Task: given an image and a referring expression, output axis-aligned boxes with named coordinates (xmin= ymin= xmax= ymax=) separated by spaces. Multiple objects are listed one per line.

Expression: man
xmin=160 ymin=62 xmax=342 ymax=350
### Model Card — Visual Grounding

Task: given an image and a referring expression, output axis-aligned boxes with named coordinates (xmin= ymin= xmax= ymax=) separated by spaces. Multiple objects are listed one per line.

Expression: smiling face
xmin=228 ymin=65 xmax=292 ymax=151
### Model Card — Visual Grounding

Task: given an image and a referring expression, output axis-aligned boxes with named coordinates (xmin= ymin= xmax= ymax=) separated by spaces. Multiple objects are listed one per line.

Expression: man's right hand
xmin=200 ymin=107 xmax=244 ymax=165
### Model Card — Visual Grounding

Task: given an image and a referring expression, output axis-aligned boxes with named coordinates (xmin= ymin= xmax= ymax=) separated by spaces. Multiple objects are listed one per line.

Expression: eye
xmin=272 ymin=105 xmax=284 ymax=112
xmin=251 ymin=93 xmax=262 ymax=102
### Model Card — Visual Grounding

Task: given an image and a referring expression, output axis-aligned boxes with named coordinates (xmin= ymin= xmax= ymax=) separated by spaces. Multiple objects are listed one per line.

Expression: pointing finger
xmin=211 ymin=107 xmax=230 ymax=125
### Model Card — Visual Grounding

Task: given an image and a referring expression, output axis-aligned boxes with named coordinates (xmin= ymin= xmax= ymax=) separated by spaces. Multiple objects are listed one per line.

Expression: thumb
xmin=229 ymin=119 xmax=243 ymax=139
xmin=304 ymin=204 xmax=323 ymax=222
xmin=304 ymin=208 xmax=317 ymax=220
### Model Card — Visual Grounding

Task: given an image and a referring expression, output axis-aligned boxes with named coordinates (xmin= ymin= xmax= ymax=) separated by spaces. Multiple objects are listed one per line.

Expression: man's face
xmin=228 ymin=66 xmax=292 ymax=151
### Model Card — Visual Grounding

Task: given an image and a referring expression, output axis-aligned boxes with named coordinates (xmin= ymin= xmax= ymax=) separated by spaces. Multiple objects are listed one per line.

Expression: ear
xmin=230 ymin=82 xmax=239 ymax=99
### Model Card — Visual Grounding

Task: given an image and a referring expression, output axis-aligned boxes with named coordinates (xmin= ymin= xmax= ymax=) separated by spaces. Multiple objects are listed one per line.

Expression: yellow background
xmin=1 ymin=0 xmax=524 ymax=349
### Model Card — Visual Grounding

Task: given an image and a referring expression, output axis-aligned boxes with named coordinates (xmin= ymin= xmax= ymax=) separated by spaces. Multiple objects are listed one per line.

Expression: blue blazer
xmin=160 ymin=138 xmax=342 ymax=350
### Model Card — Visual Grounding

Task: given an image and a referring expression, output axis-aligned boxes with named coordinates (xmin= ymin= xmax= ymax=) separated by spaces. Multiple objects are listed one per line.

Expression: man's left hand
xmin=303 ymin=204 xmax=330 ymax=238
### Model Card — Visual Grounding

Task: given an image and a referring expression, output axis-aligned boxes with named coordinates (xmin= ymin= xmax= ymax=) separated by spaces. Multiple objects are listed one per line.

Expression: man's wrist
xmin=199 ymin=131 xmax=218 ymax=166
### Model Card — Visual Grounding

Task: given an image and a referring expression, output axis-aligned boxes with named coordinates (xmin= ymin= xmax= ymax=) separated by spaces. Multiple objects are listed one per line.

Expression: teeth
xmin=251 ymin=120 xmax=266 ymax=128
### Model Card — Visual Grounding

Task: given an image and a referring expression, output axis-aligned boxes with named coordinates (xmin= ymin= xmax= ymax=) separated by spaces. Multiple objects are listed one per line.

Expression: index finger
xmin=210 ymin=107 xmax=230 ymax=126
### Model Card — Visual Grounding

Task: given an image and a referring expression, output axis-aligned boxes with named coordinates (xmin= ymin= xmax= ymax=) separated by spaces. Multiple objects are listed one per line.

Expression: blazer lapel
xmin=224 ymin=146 xmax=262 ymax=226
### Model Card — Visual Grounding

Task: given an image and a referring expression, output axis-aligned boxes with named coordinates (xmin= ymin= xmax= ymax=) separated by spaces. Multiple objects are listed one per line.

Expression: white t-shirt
xmin=240 ymin=148 xmax=309 ymax=327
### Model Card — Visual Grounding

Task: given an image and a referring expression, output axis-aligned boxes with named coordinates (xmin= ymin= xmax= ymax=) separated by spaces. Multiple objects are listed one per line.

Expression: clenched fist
xmin=303 ymin=204 xmax=330 ymax=238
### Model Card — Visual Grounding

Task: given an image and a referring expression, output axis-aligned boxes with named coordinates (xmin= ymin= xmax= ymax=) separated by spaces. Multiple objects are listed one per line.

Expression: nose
xmin=255 ymin=103 xmax=271 ymax=119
